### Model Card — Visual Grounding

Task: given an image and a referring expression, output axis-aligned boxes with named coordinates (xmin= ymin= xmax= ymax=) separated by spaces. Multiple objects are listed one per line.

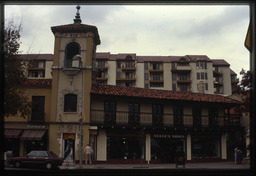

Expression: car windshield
xmin=49 ymin=151 xmax=58 ymax=158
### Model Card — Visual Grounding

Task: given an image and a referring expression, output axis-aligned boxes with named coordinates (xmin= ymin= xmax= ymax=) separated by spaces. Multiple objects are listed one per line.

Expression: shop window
xmin=107 ymin=136 xmax=142 ymax=159
xmin=128 ymin=103 xmax=140 ymax=125
xmin=104 ymin=101 xmax=116 ymax=124
xmin=64 ymin=94 xmax=77 ymax=112
xmin=64 ymin=42 xmax=80 ymax=67
xmin=31 ymin=96 xmax=45 ymax=122
xmin=191 ymin=137 xmax=220 ymax=158
xmin=152 ymin=104 xmax=163 ymax=126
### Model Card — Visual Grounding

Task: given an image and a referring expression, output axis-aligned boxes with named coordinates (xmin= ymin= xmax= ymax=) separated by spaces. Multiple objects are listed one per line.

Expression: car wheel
xmin=45 ymin=162 xmax=52 ymax=169
xmin=15 ymin=161 xmax=21 ymax=168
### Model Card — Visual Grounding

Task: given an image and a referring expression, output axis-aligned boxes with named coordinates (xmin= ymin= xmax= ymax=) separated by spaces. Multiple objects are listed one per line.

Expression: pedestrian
xmin=84 ymin=144 xmax=93 ymax=165
xmin=234 ymin=147 xmax=238 ymax=164
xmin=236 ymin=148 xmax=243 ymax=164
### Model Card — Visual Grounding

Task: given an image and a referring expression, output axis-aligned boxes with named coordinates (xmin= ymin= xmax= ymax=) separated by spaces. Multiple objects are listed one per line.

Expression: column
xmin=145 ymin=133 xmax=151 ymax=163
xmin=221 ymin=133 xmax=227 ymax=160
xmin=186 ymin=133 xmax=191 ymax=160
xmin=97 ymin=130 xmax=107 ymax=161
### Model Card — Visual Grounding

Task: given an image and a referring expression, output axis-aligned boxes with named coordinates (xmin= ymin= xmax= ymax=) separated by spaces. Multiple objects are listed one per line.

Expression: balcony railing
xmin=90 ymin=110 xmax=238 ymax=129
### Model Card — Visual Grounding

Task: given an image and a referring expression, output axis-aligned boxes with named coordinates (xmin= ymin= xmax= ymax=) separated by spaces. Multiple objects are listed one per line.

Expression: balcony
xmin=172 ymin=66 xmax=191 ymax=73
xmin=213 ymin=70 xmax=223 ymax=77
xmin=90 ymin=110 xmax=239 ymax=129
xmin=121 ymin=64 xmax=136 ymax=71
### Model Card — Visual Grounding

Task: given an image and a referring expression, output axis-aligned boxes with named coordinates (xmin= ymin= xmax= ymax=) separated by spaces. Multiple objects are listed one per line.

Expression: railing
xmin=90 ymin=110 xmax=240 ymax=129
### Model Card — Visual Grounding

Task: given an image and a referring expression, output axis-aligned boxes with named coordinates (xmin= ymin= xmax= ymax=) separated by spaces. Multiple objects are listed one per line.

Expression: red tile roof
xmin=91 ymin=84 xmax=240 ymax=104
xmin=51 ymin=23 xmax=100 ymax=45
xmin=22 ymin=79 xmax=52 ymax=88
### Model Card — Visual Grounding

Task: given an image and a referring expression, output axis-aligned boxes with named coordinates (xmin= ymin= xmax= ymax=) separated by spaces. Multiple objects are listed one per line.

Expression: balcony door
xmin=31 ymin=96 xmax=45 ymax=122
xmin=193 ymin=106 xmax=202 ymax=128
xmin=104 ymin=101 xmax=116 ymax=125
xmin=128 ymin=103 xmax=140 ymax=125
xmin=152 ymin=104 xmax=163 ymax=126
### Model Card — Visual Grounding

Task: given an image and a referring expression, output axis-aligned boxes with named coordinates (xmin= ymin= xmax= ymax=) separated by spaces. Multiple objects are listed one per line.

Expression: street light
xmin=76 ymin=54 xmax=83 ymax=168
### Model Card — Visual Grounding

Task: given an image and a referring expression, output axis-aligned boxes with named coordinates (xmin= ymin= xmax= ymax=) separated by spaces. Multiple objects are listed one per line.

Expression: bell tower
xmin=49 ymin=5 xmax=100 ymax=160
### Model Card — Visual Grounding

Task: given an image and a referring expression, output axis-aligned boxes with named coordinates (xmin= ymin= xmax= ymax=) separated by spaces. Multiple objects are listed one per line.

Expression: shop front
xmin=191 ymin=135 xmax=221 ymax=161
xmin=106 ymin=130 xmax=145 ymax=163
xmin=151 ymin=133 xmax=186 ymax=163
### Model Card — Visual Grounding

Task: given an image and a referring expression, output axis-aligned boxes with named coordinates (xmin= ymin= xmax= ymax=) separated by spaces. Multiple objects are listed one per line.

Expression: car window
xmin=38 ymin=151 xmax=48 ymax=157
xmin=27 ymin=151 xmax=37 ymax=157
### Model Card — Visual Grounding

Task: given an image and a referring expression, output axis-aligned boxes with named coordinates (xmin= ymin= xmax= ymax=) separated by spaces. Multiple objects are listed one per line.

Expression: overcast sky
xmin=5 ymin=4 xmax=250 ymax=78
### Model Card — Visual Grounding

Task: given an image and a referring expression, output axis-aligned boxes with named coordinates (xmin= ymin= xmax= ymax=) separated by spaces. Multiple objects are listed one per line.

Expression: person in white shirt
xmin=84 ymin=144 xmax=93 ymax=164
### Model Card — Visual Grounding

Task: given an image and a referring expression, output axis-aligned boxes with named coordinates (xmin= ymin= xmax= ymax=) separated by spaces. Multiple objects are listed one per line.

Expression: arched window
xmin=64 ymin=94 xmax=77 ymax=112
xmin=64 ymin=42 xmax=80 ymax=67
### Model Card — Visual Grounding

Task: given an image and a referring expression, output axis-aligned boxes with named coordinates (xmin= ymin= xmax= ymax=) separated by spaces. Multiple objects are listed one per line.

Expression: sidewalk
xmin=72 ymin=161 xmax=250 ymax=170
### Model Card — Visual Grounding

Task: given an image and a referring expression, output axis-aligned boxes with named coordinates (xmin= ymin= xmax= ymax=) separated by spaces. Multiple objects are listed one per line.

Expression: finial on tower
xmin=74 ymin=5 xmax=82 ymax=24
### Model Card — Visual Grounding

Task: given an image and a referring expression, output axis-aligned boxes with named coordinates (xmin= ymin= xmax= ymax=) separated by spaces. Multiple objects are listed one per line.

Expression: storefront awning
xmin=4 ymin=129 xmax=22 ymax=139
xmin=20 ymin=130 xmax=46 ymax=141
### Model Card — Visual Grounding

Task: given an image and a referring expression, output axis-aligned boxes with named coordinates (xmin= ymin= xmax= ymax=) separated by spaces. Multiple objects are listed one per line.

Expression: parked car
xmin=9 ymin=150 xmax=64 ymax=169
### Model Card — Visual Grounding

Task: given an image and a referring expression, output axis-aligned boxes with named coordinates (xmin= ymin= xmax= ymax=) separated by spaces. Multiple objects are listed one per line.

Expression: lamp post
xmin=76 ymin=54 xmax=83 ymax=168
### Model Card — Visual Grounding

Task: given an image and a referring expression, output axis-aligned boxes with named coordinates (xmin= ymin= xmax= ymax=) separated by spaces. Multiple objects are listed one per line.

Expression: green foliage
xmin=4 ymin=19 xmax=31 ymax=118
xmin=233 ymin=69 xmax=251 ymax=114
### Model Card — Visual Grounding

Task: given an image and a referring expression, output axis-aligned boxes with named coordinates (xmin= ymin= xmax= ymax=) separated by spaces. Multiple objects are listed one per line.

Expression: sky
xmin=5 ymin=4 xmax=250 ymax=79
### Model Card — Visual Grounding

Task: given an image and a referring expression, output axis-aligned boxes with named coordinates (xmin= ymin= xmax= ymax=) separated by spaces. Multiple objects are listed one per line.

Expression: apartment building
xmin=95 ymin=53 xmax=237 ymax=96
xmin=4 ymin=6 xmax=244 ymax=164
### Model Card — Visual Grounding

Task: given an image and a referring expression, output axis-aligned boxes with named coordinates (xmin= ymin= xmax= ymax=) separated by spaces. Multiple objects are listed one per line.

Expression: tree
xmin=233 ymin=69 xmax=251 ymax=115
xmin=4 ymin=19 xmax=31 ymax=118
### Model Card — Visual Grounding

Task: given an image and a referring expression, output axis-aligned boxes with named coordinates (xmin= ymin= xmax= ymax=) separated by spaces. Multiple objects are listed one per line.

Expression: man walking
xmin=84 ymin=144 xmax=93 ymax=165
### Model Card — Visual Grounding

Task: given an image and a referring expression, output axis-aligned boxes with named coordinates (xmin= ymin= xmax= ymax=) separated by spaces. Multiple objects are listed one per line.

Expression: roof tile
xmin=91 ymin=84 xmax=240 ymax=104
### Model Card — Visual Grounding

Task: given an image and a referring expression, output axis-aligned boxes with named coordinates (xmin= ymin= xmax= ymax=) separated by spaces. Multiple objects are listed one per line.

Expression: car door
xmin=37 ymin=151 xmax=48 ymax=166
xmin=25 ymin=151 xmax=38 ymax=167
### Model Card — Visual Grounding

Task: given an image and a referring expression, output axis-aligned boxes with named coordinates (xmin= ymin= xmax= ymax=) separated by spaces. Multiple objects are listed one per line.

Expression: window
xmin=201 ymin=72 xmax=204 ymax=80
xmin=153 ymin=63 xmax=160 ymax=70
xmin=104 ymin=101 xmax=116 ymax=124
xmin=172 ymin=73 xmax=176 ymax=81
xmin=205 ymin=83 xmax=208 ymax=90
xmin=173 ymin=105 xmax=183 ymax=125
xmin=205 ymin=72 xmax=208 ymax=80
xmin=197 ymin=73 xmax=200 ymax=80
xmin=33 ymin=61 xmax=39 ymax=68
xmin=145 ymin=84 xmax=149 ymax=88
xmin=126 ymin=72 xmax=132 ymax=78
xmin=31 ymin=96 xmax=45 ymax=121
xmin=125 ymin=82 xmax=133 ymax=87
xmin=117 ymin=72 xmax=121 ymax=78
xmin=64 ymin=94 xmax=77 ymax=112
xmin=172 ymin=84 xmax=176 ymax=91
xmin=117 ymin=61 xmax=121 ymax=68
xmin=65 ymin=42 xmax=80 ymax=67
xmin=152 ymin=104 xmax=163 ymax=125
xmin=31 ymin=71 xmax=38 ymax=77
xmin=180 ymin=84 xmax=187 ymax=92
xmin=205 ymin=62 xmax=207 ymax=69
xmin=145 ymin=73 xmax=149 ymax=80
xmin=172 ymin=63 xmax=176 ymax=69
xmin=145 ymin=62 xmax=148 ymax=70
xmin=126 ymin=61 xmax=133 ymax=68
xmin=153 ymin=73 xmax=160 ymax=80
xmin=98 ymin=61 xmax=105 ymax=68
xmin=128 ymin=103 xmax=140 ymax=124
xmin=116 ymin=81 xmax=121 ymax=86
xmin=180 ymin=74 xmax=187 ymax=81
